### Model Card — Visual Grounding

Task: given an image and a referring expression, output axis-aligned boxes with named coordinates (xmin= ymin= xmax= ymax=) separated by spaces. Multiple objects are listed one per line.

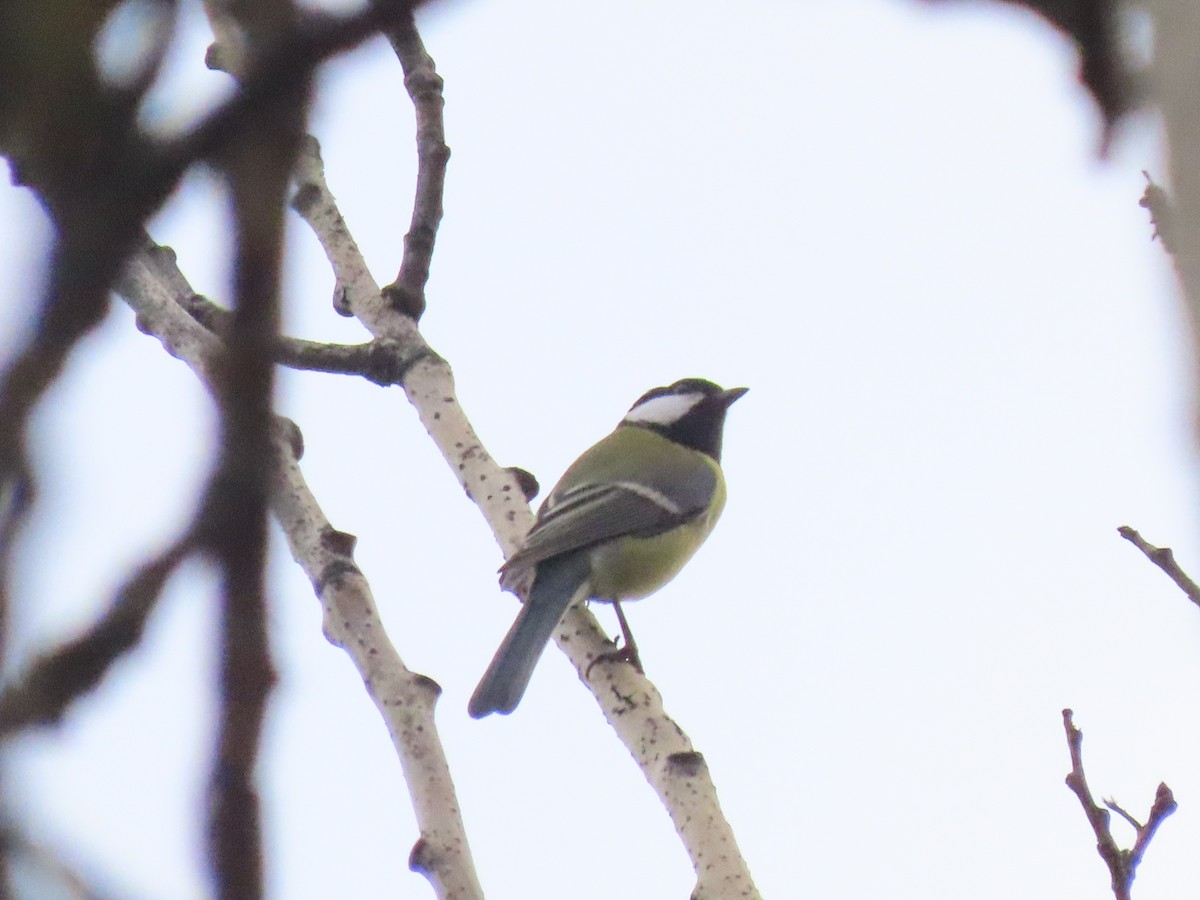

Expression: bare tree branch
xmin=120 ymin=239 xmax=484 ymax=900
xmin=1117 ymin=525 xmax=1200 ymax=609
xmin=1130 ymin=785 xmax=1178 ymax=874
xmin=0 ymin=0 xmax=423 ymax=701
xmin=3 ymin=5 xmax=422 ymax=893
xmin=7 ymin=4 xmax=762 ymax=894
xmin=377 ymin=10 xmax=451 ymax=321
xmin=1062 ymin=709 xmax=1177 ymax=900
xmin=0 ymin=0 xmax=420 ymax=437
xmin=270 ymin=434 xmax=485 ymax=900
xmin=161 ymin=5 xmax=417 ymax=168
xmin=179 ymin=291 xmax=419 ymax=384
xmin=265 ymin=335 xmax=418 ymax=382
xmin=197 ymin=6 xmax=313 ymax=890
xmin=290 ymin=143 xmax=527 ymax=555
xmin=291 ymin=24 xmax=764 ymax=898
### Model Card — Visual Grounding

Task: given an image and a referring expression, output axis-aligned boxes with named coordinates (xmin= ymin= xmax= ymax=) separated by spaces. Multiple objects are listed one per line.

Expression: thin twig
xmin=1104 ymin=798 xmax=1142 ymax=831
xmin=180 ymin=294 xmax=421 ymax=384
xmin=266 ymin=335 xmax=419 ymax=383
xmin=1117 ymin=525 xmax=1200 ymax=609
xmin=1130 ymin=784 xmax=1177 ymax=871
xmin=1062 ymin=709 xmax=1177 ymax=900
xmin=378 ymin=9 xmax=450 ymax=321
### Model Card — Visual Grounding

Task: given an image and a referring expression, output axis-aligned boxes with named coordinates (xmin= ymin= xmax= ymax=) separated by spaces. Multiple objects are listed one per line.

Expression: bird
xmin=468 ymin=378 xmax=747 ymax=718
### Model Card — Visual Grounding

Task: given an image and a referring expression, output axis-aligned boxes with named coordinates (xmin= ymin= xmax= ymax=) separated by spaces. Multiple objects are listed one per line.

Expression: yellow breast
xmin=586 ymin=472 xmax=727 ymax=601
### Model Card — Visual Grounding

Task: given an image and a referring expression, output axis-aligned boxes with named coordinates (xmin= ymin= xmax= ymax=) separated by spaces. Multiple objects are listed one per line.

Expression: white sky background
xmin=2 ymin=0 xmax=1199 ymax=897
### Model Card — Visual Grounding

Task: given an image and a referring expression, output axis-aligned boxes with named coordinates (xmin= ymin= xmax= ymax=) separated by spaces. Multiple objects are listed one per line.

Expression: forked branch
xmin=1062 ymin=709 xmax=1176 ymax=900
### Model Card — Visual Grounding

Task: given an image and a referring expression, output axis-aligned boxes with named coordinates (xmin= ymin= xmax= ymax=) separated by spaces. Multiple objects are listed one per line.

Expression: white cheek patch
xmin=623 ymin=392 xmax=705 ymax=426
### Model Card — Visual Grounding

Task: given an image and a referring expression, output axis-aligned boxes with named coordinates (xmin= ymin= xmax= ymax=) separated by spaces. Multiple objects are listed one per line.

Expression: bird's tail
xmin=468 ymin=552 xmax=591 ymax=718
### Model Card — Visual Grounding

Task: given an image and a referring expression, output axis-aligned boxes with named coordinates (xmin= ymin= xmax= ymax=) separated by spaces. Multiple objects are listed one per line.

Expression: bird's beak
xmin=720 ymin=387 xmax=749 ymax=406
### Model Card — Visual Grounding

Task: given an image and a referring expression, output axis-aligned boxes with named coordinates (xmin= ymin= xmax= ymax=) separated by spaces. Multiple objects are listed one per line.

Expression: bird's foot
xmin=585 ymin=641 xmax=644 ymax=679
xmin=585 ymin=600 xmax=644 ymax=677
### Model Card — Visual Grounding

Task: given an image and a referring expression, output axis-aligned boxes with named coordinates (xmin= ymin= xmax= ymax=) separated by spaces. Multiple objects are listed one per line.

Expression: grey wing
xmin=499 ymin=478 xmax=709 ymax=587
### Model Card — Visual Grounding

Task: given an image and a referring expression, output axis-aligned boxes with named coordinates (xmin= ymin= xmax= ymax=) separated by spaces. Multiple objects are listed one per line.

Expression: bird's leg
xmin=585 ymin=600 xmax=645 ymax=678
xmin=611 ymin=601 xmax=644 ymax=673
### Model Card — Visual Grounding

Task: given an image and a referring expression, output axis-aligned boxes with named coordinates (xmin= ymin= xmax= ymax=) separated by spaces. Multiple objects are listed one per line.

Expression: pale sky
xmin=3 ymin=0 xmax=1199 ymax=898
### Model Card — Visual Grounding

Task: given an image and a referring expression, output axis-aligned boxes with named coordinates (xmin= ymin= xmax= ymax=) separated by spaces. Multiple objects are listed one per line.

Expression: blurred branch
xmin=0 ymin=0 xmax=414 ymax=425
xmin=196 ymin=5 xmax=314 ymax=890
xmin=0 ymin=471 xmax=29 ymax=715
xmin=159 ymin=3 xmax=421 ymax=188
xmin=918 ymin=0 xmax=1133 ymax=149
xmin=1 ymin=2 xmax=765 ymax=897
xmin=0 ymin=0 xmax=420 ymax=716
xmin=1062 ymin=709 xmax=1176 ymax=900
xmin=1147 ymin=0 xmax=1200 ymax=418
xmin=1117 ymin=525 xmax=1200 ymax=609
xmin=0 ymin=539 xmax=192 ymax=738
xmin=107 ymin=0 xmax=183 ymax=108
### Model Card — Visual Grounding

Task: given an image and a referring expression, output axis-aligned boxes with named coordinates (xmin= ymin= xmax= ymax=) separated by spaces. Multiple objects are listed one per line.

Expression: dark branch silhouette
xmin=1117 ymin=525 xmax=1200 ymax=610
xmin=1062 ymin=709 xmax=1177 ymax=900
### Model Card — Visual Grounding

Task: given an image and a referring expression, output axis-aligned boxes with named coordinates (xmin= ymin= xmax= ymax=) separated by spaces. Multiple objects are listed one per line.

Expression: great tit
xmin=468 ymin=378 xmax=747 ymax=718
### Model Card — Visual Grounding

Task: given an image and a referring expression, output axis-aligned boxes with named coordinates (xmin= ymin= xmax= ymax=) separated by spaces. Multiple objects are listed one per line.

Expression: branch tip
xmin=1117 ymin=525 xmax=1200 ymax=608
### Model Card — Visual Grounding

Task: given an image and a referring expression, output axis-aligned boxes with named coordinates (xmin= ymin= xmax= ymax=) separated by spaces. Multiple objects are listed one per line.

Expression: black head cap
xmin=621 ymin=378 xmax=748 ymax=461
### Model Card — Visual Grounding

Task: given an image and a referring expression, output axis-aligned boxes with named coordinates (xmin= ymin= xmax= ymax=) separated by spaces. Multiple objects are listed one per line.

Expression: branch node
xmin=381 ymin=281 xmax=425 ymax=321
xmin=505 ymin=466 xmax=539 ymax=502
xmin=667 ymin=751 xmax=707 ymax=778
xmin=332 ymin=283 xmax=353 ymax=317
xmin=320 ymin=527 xmax=358 ymax=556
xmin=1139 ymin=171 xmax=1175 ymax=248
